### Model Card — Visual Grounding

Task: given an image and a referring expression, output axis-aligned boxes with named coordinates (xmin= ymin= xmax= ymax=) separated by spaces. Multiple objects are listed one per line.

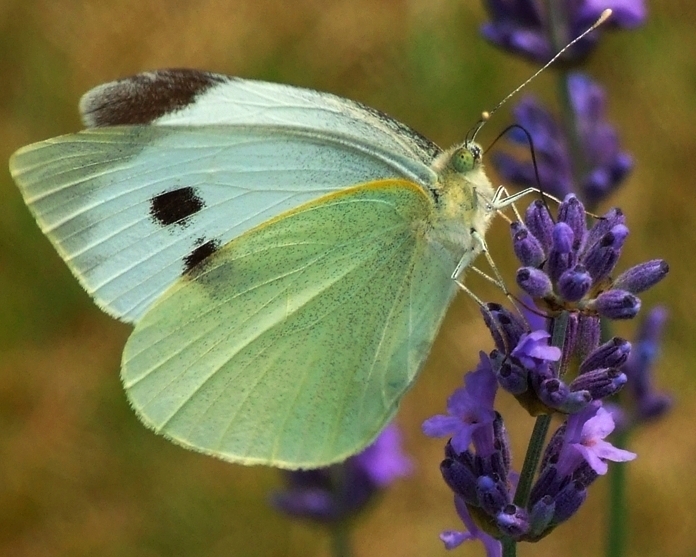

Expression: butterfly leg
xmin=451 ymin=231 xmax=528 ymax=350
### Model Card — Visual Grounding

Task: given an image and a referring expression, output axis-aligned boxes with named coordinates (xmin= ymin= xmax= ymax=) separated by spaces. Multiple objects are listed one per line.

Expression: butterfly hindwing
xmin=122 ymin=180 xmax=458 ymax=468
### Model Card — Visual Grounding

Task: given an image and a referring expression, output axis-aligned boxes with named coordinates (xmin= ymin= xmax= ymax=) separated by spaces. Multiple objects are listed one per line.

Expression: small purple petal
xmin=451 ymin=495 xmax=503 ymax=557
xmin=422 ymin=353 xmax=497 ymax=453
xmin=512 ymin=330 xmax=562 ymax=369
xmin=423 ymin=415 xmax=464 ymax=438
xmin=440 ymin=530 xmax=472 ymax=550
xmin=558 ymin=404 xmax=636 ymax=477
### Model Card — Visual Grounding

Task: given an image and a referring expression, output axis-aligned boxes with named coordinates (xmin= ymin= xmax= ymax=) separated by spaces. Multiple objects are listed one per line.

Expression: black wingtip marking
xmin=80 ymin=69 xmax=228 ymax=127
xmin=150 ymin=187 xmax=204 ymax=227
xmin=184 ymin=238 xmax=220 ymax=274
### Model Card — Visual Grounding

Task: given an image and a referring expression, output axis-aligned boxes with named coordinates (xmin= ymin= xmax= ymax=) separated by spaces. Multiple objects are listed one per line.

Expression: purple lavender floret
xmin=494 ymin=74 xmax=634 ymax=205
xmin=271 ymin=424 xmax=411 ymax=522
xmin=423 ymin=352 xmax=498 ymax=454
xmin=481 ymin=0 xmax=647 ymax=64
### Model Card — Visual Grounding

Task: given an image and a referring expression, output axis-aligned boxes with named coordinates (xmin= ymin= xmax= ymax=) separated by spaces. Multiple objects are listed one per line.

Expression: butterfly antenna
xmin=491 ymin=123 xmax=556 ymax=220
xmin=469 ymin=8 xmax=613 ymax=143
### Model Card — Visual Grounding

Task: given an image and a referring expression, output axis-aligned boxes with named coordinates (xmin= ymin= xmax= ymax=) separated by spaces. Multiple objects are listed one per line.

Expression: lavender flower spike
xmin=494 ymin=73 xmax=633 ymax=205
xmin=512 ymin=198 xmax=667 ymax=324
xmin=622 ymin=306 xmax=672 ymax=423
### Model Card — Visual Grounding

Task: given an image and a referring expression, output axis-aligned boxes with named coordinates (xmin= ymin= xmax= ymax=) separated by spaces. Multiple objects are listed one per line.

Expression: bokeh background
xmin=1 ymin=1 xmax=694 ymax=556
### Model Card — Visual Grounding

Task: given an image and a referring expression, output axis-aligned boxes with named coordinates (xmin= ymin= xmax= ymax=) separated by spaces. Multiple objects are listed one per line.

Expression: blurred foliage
xmin=1 ymin=1 xmax=695 ymax=556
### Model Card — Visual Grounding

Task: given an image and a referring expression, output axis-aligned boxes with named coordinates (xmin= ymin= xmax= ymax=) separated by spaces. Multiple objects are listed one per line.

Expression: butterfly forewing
xmin=122 ymin=181 xmax=458 ymax=468
xmin=10 ymin=123 xmax=437 ymax=322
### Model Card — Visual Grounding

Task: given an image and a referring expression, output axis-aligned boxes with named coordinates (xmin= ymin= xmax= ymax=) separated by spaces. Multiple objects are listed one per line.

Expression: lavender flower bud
xmin=613 ymin=259 xmax=669 ymax=293
xmin=441 ymin=457 xmax=479 ymax=504
xmin=583 ymin=208 xmax=625 ymax=256
xmin=540 ymin=425 xmax=565 ymax=472
xmin=548 ymin=222 xmax=575 ymax=282
xmin=525 ymin=199 xmax=554 ymax=253
xmin=492 ymin=412 xmax=512 ymax=475
xmin=559 ymin=390 xmax=593 ymax=413
xmin=576 ymin=315 xmax=601 ymax=360
xmin=496 ymin=357 xmax=529 ymax=395
xmin=476 ymin=475 xmax=510 ymax=516
xmin=517 ymin=267 xmax=553 ymax=298
xmin=572 ymin=461 xmax=599 ymax=489
xmin=570 ymin=367 xmax=627 ymax=400
xmin=557 ymin=265 xmax=592 ymax=301
xmin=482 ymin=303 xmax=526 ymax=352
xmin=511 ymin=222 xmax=546 ymax=266
xmin=583 ymin=224 xmax=628 ymax=282
xmin=593 ymin=289 xmax=641 ymax=320
xmin=537 ymin=378 xmax=570 ymax=409
xmin=496 ymin=504 xmax=530 ymax=538
xmin=579 ymin=337 xmax=631 ymax=375
xmin=558 ymin=194 xmax=587 ymax=250
xmin=529 ymin=496 xmax=555 ymax=537
xmin=529 ymin=465 xmax=560 ymax=507
xmin=552 ymin=481 xmax=587 ymax=524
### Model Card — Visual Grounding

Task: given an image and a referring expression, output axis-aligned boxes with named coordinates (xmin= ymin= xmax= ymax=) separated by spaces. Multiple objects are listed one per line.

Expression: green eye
xmin=451 ymin=147 xmax=476 ymax=173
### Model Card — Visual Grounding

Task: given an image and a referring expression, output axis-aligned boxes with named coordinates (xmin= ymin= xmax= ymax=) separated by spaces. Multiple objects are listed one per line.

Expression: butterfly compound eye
xmin=450 ymin=145 xmax=480 ymax=174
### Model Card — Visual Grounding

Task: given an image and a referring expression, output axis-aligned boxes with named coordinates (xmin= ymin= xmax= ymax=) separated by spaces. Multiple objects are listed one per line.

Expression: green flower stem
xmin=502 ymin=535 xmax=517 ymax=557
xmin=328 ymin=467 xmax=352 ymax=557
xmin=330 ymin=519 xmax=352 ymax=557
xmin=606 ymin=428 xmax=630 ymax=557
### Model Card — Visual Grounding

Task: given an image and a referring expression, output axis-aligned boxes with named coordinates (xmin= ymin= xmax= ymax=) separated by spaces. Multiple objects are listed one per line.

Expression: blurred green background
xmin=1 ymin=1 xmax=694 ymax=556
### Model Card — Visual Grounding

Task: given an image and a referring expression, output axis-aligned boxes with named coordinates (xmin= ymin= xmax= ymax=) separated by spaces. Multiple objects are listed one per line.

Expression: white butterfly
xmin=10 ymin=69 xmax=525 ymax=468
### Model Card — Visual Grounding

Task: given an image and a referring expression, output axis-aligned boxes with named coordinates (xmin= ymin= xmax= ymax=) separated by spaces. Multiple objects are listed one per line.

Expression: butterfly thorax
xmin=426 ymin=142 xmax=496 ymax=255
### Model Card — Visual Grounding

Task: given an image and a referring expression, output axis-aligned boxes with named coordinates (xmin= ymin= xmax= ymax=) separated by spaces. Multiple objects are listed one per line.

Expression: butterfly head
xmin=432 ymin=140 xmax=493 ymax=202
xmin=428 ymin=141 xmax=497 ymax=249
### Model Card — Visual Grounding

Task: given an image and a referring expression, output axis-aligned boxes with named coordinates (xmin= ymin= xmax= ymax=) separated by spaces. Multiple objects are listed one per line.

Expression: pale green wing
xmin=122 ymin=180 xmax=458 ymax=468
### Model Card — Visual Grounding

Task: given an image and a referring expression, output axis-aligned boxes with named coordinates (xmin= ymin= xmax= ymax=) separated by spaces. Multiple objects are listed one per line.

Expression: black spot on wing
xmin=150 ymin=187 xmax=204 ymax=227
xmin=184 ymin=238 xmax=220 ymax=274
xmin=80 ymin=69 xmax=228 ymax=127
